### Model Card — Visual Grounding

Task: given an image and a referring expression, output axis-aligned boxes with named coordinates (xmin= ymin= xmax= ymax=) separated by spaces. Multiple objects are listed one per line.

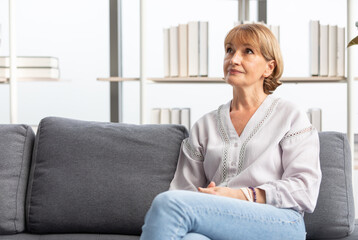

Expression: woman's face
xmin=223 ymin=40 xmax=274 ymax=89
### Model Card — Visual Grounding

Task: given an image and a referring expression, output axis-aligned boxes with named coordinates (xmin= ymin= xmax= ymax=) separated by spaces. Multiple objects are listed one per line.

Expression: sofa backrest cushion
xmin=0 ymin=124 xmax=35 ymax=234
xmin=304 ymin=132 xmax=355 ymax=239
xmin=26 ymin=117 xmax=188 ymax=234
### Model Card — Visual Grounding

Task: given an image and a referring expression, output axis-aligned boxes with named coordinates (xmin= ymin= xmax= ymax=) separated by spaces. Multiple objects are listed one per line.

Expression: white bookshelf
xmin=3 ymin=0 xmax=62 ymax=124
xmin=98 ymin=0 xmax=356 ymax=163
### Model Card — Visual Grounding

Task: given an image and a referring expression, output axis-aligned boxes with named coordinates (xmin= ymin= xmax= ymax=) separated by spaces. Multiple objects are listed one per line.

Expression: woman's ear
xmin=263 ymin=60 xmax=276 ymax=77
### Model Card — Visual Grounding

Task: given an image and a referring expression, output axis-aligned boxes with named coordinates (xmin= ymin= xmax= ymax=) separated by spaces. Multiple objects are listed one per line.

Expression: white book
xmin=0 ymin=67 xmax=60 ymax=78
xmin=199 ymin=21 xmax=208 ymax=77
xmin=306 ymin=111 xmax=312 ymax=123
xmin=337 ymin=27 xmax=345 ymax=77
xmin=163 ymin=28 xmax=170 ymax=77
xmin=150 ymin=108 xmax=161 ymax=124
xmin=269 ymin=25 xmax=280 ymax=43
xmin=171 ymin=108 xmax=181 ymax=124
xmin=234 ymin=21 xmax=243 ymax=26
xmin=319 ymin=24 xmax=329 ymax=76
xmin=308 ymin=108 xmax=322 ymax=132
xmin=242 ymin=20 xmax=253 ymax=24
xmin=160 ymin=108 xmax=171 ymax=124
xmin=328 ymin=25 xmax=338 ymax=77
xmin=169 ymin=26 xmax=179 ymax=77
xmin=309 ymin=20 xmax=319 ymax=76
xmin=178 ymin=24 xmax=188 ymax=77
xmin=188 ymin=21 xmax=199 ymax=77
xmin=180 ymin=108 xmax=191 ymax=130
xmin=0 ymin=56 xmax=59 ymax=68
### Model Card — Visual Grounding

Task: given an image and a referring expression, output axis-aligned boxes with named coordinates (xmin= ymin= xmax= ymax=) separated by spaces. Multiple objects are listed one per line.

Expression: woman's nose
xmin=230 ymin=51 xmax=242 ymax=65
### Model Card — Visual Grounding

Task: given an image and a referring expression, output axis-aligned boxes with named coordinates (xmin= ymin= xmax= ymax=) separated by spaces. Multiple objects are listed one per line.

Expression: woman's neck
xmin=231 ymin=87 xmax=268 ymax=112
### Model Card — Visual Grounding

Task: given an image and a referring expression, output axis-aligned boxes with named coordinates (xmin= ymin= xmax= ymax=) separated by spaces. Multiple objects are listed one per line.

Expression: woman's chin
xmin=224 ymin=77 xmax=242 ymax=86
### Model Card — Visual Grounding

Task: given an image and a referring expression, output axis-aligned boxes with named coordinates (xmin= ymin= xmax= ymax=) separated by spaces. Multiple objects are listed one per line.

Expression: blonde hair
xmin=224 ymin=23 xmax=283 ymax=94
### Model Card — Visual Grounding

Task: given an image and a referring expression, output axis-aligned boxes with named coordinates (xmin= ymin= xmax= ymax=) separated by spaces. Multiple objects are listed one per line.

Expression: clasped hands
xmin=198 ymin=181 xmax=245 ymax=200
xmin=198 ymin=181 xmax=265 ymax=203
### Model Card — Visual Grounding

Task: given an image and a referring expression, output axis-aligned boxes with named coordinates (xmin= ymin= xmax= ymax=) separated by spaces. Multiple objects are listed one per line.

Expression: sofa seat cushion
xmin=0 ymin=233 xmax=140 ymax=240
xmin=0 ymin=125 xmax=35 ymax=234
xmin=304 ymin=132 xmax=355 ymax=239
xmin=26 ymin=117 xmax=188 ymax=235
xmin=309 ymin=219 xmax=358 ymax=240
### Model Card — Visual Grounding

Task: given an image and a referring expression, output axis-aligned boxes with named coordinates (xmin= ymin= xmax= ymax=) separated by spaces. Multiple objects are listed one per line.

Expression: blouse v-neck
xmin=223 ymin=95 xmax=274 ymax=141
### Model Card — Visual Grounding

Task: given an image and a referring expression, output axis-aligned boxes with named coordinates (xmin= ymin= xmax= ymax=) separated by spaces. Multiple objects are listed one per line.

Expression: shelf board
xmin=97 ymin=76 xmax=350 ymax=83
xmin=281 ymin=76 xmax=346 ymax=83
xmin=149 ymin=77 xmax=223 ymax=83
xmin=97 ymin=77 xmax=139 ymax=82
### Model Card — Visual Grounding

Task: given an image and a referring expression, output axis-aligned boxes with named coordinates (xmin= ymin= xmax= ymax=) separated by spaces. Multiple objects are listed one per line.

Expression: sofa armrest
xmin=304 ymin=132 xmax=355 ymax=239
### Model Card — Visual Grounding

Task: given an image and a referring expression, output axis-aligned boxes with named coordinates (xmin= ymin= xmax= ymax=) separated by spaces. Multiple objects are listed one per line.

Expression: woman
xmin=140 ymin=23 xmax=321 ymax=240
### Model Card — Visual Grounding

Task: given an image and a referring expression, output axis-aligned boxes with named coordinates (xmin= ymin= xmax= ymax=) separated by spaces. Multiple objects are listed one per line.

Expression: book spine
xmin=337 ymin=27 xmax=345 ymax=77
xmin=188 ymin=21 xmax=199 ymax=77
xmin=269 ymin=25 xmax=280 ymax=43
xmin=319 ymin=24 xmax=329 ymax=76
xmin=171 ymin=108 xmax=181 ymax=124
xmin=306 ymin=111 xmax=312 ymax=123
xmin=309 ymin=20 xmax=320 ymax=76
xmin=160 ymin=108 xmax=171 ymax=124
xmin=151 ymin=108 xmax=161 ymax=124
xmin=163 ymin=28 xmax=170 ymax=77
xmin=0 ymin=68 xmax=60 ymax=78
xmin=199 ymin=21 xmax=208 ymax=77
xmin=178 ymin=24 xmax=188 ymax=77
xmin=308 ymin=108 xmax=322 ymax=132
xmin=180 ymin=108 xmax=191 ymax=130
xmin=169 ymin=26 xmax=179 ymax=77
xmin=0 ymin=57 xmax=59 ymax=68
xmin=328 ymin=25 xmax=338 ymax=77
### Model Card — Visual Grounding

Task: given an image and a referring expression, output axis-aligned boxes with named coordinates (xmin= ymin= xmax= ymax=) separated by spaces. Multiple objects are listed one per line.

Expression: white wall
xmin=0 ymin=0 xmax=357 ymax=132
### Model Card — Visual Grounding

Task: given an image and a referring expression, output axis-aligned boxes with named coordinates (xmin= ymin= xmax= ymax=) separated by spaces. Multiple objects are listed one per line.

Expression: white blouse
xmin=169 ymin=94 xmax=322 ymax=214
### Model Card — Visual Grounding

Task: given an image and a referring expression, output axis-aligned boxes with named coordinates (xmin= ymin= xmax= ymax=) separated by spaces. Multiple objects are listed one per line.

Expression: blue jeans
xmin=140 ymin=190 xmax=306 ymax=240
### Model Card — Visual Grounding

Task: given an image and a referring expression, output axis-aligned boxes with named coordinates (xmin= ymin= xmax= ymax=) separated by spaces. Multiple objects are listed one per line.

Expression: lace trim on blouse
xmin=217 ymin=105 xmax=231 ymax=183
xmin=183 ymin=138 xmax=204 ymax=161
xmin=236 ymin=98 xmax=280 ymax=175
xmin=281 ymin=125 xmax=314 ymax=142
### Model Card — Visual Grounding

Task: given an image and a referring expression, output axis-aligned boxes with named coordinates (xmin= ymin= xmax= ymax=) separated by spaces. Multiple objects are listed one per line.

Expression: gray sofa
xmin=0 ymin=116 xmax=357 ymax=240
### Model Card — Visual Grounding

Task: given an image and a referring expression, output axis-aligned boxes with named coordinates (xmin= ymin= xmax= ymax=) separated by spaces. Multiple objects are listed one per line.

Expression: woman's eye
xmin=226 ymin=47 xmax=233 ymax=53
xmin=245 ymin=48 xmax=254 ymax=54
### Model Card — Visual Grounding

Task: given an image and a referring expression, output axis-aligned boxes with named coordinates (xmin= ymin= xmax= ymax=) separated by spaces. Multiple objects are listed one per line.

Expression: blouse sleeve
xmin=257 ymin=112 xmax=322 ymax=213
xmin=169 ymin=122 xmax=207 ymax=191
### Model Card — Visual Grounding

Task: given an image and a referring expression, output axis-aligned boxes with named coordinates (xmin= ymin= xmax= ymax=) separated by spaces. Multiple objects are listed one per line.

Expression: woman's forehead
xmin=225 ymin=29 xmax=260 ymax=48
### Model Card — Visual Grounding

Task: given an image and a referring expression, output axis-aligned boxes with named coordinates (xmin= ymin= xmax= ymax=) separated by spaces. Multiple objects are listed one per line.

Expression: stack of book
xmin=235 ymin=21 xmax=281 ymax=44
xmin=0 ymin=56 xmax=60 ymax=79
xmin=151 ymin=108 xmax=191 ymax=130
xmin=310 ymin=20 xmax=345 ymax=77
xmin=163 ymin=21 xmax=208 ymax=78
xmin=306 ymin=108 xmax=322 ymax=132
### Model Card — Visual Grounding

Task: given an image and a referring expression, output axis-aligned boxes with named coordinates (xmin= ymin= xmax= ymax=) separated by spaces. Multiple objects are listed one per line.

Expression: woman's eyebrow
xmin=241 ymin=43 xmax=253 ymax=47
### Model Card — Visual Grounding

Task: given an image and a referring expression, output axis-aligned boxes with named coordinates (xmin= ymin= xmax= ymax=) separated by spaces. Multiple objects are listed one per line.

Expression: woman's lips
xmin=229 ymin=69 xmax=242 ymax=74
